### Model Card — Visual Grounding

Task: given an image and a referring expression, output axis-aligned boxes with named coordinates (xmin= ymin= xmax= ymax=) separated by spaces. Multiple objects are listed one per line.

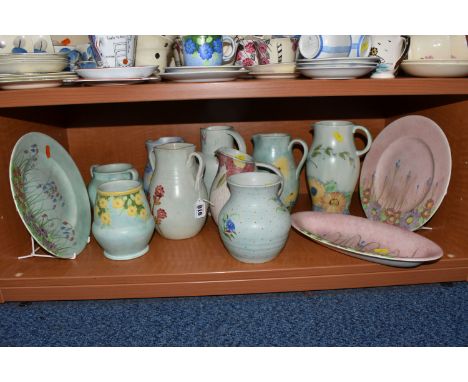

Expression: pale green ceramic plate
xmin=9 ymin=132 xmax=91 ymax=258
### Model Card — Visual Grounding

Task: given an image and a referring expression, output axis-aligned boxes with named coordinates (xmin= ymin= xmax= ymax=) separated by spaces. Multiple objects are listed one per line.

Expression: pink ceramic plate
xmin=360 ymin=115 xmax=451 ymax=231
xmin=291 ymin=211 xmax=443 ymax=268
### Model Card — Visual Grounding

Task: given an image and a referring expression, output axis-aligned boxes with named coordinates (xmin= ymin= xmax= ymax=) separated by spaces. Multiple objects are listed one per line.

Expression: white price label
xmin=194 ymin=199 xmax=206 ymax=219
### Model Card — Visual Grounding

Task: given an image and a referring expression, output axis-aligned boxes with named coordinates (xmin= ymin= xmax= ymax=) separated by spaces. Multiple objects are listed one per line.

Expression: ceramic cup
xmin=135 ymin=35 xmax=175 ymax=72
xmin=92 ymin=180 xmax=155 ymax=260
xmin=298 ymin=35 xmax=352 ymax=59
xmin=370 ymin=35 xmax=409 ymax=79
xmin=89 ymin=35 xmax=136 ymax=68
xmin=181 ymin=35 xmax=237 ymax=66
xmin=349 ymin=35 xmax=371 ymax=57
xmin=235 ymin=39 xmax=260 ymax=66
xmin=258 ymin=37 xmax=299 ymax=65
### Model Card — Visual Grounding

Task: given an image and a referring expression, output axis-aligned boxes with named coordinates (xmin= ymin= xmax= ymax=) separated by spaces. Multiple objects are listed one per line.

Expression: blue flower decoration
xmin=184 ymin=39 xmax=196 ymax=54
xmin=212 ymin=38 xmax=223 ymax=54
xmin=310 ymin=187 xmax=317 ymax=196
xmin=12 ymin=47 xmax=27 ymax=53
xmin=226 ymin=218 xmax=235 ymax=233
xmin=199 ymin=43 xmax=213 ymax=60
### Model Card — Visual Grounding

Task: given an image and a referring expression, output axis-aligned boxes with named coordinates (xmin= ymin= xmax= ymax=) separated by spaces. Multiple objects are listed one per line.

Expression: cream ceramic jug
xmin=148 ymin=143 xmax=208 ymax=240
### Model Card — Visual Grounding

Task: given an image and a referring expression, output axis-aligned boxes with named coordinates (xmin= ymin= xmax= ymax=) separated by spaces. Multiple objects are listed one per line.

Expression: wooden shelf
xmin=1 ymin=212 xmax=467 ymax=302
xmin=0 ymin=78 xmax=467 ymax=108
xmin=0 ymin=77 xmax=467 ymax=302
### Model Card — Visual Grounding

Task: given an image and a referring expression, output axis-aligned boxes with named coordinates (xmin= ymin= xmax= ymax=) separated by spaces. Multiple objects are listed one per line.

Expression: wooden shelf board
xmin=1 ymin=217 xmax=466 ymax=302
xmin=1 ymin=78 xmax=468 ymax=108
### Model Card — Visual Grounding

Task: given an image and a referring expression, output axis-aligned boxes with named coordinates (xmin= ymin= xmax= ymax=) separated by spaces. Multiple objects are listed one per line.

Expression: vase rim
xmin=228 ymin=172 xmax=282 ymax=189
xmin=93 ymin=163 xmax=133 ymax=174
xmin=202 ymin=125 xmax=233 ymax=131
xmin=156 ymin=142 xmax=194 ymax=151
xmin=314 ymin=120 xmax=353 ymax=127
xmin=97 ymin=180 xmax=141 ymax=196
xmin=253 ymin=133 xmax=290 ymax=138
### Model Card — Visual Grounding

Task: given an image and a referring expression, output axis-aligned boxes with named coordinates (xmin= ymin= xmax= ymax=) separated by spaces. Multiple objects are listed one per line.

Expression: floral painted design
xmin=10 ymin=143 xmax=77 ymax=256
xmin=273 ymin=156 xmax=290 ymax=178
xmin=360 ymin=159 xmax=442 ymax=230
xmin=300 ymin=229 xmax=420 ymax=260
xmin=95 ymin=189 xmax=149 ymax=226
xmin=214 ymin=154 xmax=255 ymax=190
xmin=155 ymin=208 xmax=167 ymax=225
xmin=308 ymin=177 xmax=352 ymax=214
xmin=283 ymin=191 xmax=298 ymax=211
xmin=151 ymin=185 xmax=167 ymax=225
xmin=183 ymin=36 xmax=222 ymax=63
xmin=309 ymin=144 xmax=355 ymax=169
xmin=221 ymin=214 xmax=237 ymax=241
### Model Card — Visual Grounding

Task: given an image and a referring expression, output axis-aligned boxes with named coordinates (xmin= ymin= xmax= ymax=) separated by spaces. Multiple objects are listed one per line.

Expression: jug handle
xmin=187 ymin=152 xmax=205 ymax=193
xmin=149 ymin=148 xmax=156 ymax=171
xmin=353 ymin=126 xmax=373 ymax=157
xmin=288 ymin=138 xmax=309 ymax=180
xmin=127 ymin=168 xmax=139 ymax=181
xmin=256 ymin=162 xmax=284 ymax=196
xmin=225 ymin=130 xmax=247 ymax=153
xmin=90 ymin=164 xmax=99 ymax=178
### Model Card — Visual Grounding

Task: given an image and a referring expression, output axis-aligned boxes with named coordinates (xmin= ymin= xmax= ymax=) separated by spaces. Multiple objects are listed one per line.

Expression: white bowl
xmin=299 ymin=65 xmax=375 ymax=79
xmin=400 ymin=61 xmax=468 ymax=77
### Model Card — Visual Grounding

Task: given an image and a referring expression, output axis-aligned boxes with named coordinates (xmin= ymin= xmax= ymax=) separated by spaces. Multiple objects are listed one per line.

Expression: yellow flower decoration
xmin=98 ymin=198 xmax=107 ymax=209
xmin=273 ymin=157 xmax=290 ymax=178
xmin=134 ymin=193 xmax=143 ymax=206
xmin=308 ymin=178 xmax=325 ymax=207
xmin=112 ymin=198 xmax=124 ymax=209
xmin=283 ymin=191 xmax=297 ymax=208
xmin=101 ymin=212 xmax=111 ymax=225
xmin=322 ymin=192 xmax=347 ymax=213
xmin=333 ymin=131 xmax=344 ymax=142
xmin=139 ymin=209 xmax=148 ymax=220
xmin=373 ymin=248 xmax=390 ymax=255
xmin=127 ymin=205 xmax=137 ymax=217
xmin=233 ymin=158 xmax=246 ymax=169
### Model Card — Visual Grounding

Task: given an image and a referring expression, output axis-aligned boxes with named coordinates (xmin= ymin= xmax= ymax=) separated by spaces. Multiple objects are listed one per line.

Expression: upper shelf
xmin=1 ymin=78 xmax=468 ymax=108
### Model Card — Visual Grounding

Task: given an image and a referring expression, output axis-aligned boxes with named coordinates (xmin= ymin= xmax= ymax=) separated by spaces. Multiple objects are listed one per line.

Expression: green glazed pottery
xmin=252 ymin=133 xmax=308 ymax=210
xmin=218 ymin=172 xmax=291 ymax=263
xmin=92 ymin=180 xmax=155 ymax=260
xmin=9 ymin=132 xmax=91 ymax=258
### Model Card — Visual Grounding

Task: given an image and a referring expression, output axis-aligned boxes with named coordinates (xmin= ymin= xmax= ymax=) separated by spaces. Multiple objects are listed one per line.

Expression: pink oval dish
xmin=291 ymin=211 xmax=443 ymax=267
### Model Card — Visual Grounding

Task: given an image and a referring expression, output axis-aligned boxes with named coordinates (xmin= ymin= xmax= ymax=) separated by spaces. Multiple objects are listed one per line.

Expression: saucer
xmin=160 ymin=69 xmax=248 ymax=83
xmin=165 ymin=65 xmax=244 ymax=73
xmin=250 ymin=72 xmax=299 ymax=79
xmin=298 ymin=65 xmax=375 ymax=79
xmin=360 ymin=115 xmax=451 ymax=231
xmin=292 ymin=211 xmax=443 ymax=268
xmin=76 ymin=66 xmax=158 ymax=80
xmin=63 ymin=76 xmax=161 ymax=86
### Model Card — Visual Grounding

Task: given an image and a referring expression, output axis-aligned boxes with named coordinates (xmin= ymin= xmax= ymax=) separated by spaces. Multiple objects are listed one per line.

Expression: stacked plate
xmin=0 ymin=53 xmax=69 ymax=74
xmin=247 ymin=63 xmax=298 ymax=79
xmin=400 ymin=59 xmax=468 ymax=78
xmin=0 ymin=72 xmax=78 ymax=90
xmin=296 ymin=56 xmax=380 ymax=79
xmin=71 ymin=66 xmax=160 ymax=86
xmin=160 ymin=65 xmax=248 ymax=83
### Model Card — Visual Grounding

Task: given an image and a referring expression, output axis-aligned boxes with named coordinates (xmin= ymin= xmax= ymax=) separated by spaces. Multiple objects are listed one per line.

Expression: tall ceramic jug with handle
xmin=306 ymin=120 xmax=372 ymax=214
xmin=148 ymin=142 xmax=207 ymax=239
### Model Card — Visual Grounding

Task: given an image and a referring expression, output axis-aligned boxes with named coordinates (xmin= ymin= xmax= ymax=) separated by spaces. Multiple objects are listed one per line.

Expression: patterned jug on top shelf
xmin=143 ymin=137 xmax=184 ymax=195
xmin=306 ymin=121 xmax=372 ymax=214
xmin=252 ymin=133 xmax=308 ymax=210
xmin=200 ymin=125 xmax=246 ymax=193
xmin=148 ymin=142 xmax=208 ymax=240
